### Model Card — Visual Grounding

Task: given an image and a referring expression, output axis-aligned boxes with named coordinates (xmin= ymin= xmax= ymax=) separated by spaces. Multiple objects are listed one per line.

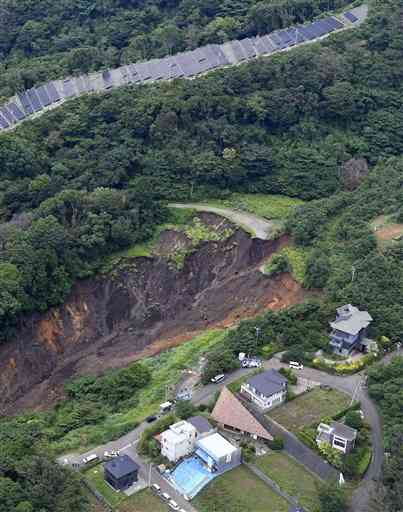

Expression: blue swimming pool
xmin=170 ymin=456 xmax=215 ymax=499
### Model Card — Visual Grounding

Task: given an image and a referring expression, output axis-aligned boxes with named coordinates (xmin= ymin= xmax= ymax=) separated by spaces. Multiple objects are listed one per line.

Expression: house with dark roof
xmin=187 ymin=416 xmax=214 ymax=437
xmin=211 ymin=387 xmax=273 ymax=441
xmin=241 ymin=369 xmax=288 ymax=411
xmin=316 ymin=421 xmax=357 ymax=454
xmin=329 ymin=304 xmax=372 ymax=355
xmin=104 ymin=455 xmax=139 ymax=490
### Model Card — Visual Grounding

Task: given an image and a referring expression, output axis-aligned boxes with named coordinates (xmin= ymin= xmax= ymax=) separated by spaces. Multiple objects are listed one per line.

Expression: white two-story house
xmin=160 ymin=420 xmax=197 ymax=462
xmin=241 ymin=369 xmax=288 ymax=411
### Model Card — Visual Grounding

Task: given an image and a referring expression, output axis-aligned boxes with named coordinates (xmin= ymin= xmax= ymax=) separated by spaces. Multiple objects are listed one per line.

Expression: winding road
xmin=169 ymin=202 xmax=275 ymax=240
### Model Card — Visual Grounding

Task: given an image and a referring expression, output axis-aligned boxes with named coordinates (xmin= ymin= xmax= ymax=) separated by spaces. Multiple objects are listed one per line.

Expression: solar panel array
xmin=0 ymin=11 xmax=359 ymax=132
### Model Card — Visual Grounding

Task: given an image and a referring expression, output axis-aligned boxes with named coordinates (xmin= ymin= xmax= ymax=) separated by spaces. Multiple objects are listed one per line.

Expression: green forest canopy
xmin=0 ymin=0 xmax=353 ymax=99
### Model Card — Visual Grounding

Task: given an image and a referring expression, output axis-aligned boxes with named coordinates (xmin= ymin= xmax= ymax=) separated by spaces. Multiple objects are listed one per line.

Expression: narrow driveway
xmin=168 ymin=203 xmax=275 ymax=240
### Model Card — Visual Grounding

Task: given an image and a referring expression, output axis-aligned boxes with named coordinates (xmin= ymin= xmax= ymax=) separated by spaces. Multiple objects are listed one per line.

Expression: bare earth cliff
xmin=0 ymin=227 xmax=305 ymax=413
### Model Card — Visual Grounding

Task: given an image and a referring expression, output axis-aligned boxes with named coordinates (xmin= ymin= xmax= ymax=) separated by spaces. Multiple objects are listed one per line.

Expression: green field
xmin=269 ymin=387 xmax=351 ymax=432
xmin=118 ymin=490 xmax=168 ymax=512
xmin=256 ymin=452 xmax=321 ymax=512
xmin=193 ymin=464 xmax=289 ymax=512
xmin=206 ymin=193 xmax=304 ymax=220
xmin=85 ymin=465 xmax=127 ymax=508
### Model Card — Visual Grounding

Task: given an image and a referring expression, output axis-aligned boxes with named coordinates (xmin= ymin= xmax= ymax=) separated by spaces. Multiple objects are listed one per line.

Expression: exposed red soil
xmin=375 ymin=223 xmax=403 ymax=241
xmin=0 ymin=221 xmax=306 ymax=414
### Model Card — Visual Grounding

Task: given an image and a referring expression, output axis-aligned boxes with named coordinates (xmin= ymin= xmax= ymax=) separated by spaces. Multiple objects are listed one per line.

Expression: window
xmin=333 ymin=437 xmax=347 ymax=449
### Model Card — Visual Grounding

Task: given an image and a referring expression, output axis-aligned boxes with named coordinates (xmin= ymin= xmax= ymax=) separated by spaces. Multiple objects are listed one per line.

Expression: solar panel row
xmin=344 ymin=11 xmax=358 ymax=23
xmin=1 ymin=15 xmax=348 ymax=132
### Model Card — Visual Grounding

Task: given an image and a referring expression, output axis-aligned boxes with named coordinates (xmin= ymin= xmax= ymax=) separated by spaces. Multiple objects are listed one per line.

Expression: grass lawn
xmin=269 ymin=387 xmax=350 ymax=433
xmin=256 ymin=452 xmax=321 ymax=512
xmin=193 ymin=464 xmax=289 ymax=512
xmin=85 ymin=465 xmax=127 ymax=508
xmin=118 ymin=489 xmax=168 ymax=512
xmin=206 ymin=193 xmax=304 ymax=220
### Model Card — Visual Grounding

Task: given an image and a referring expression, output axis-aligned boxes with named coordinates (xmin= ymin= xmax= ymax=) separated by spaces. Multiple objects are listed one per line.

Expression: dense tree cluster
xmin=0 ymin=417 xmax=89 ymax=512
xmin=202 ymin=300 xmax=331 ymax=381
xmin=288 ymin=158 xmax=403 ymax=340
xmin=368 ymin=358 xmax=403 ymax=512
xmin=0 ymin=0 xmax=352 ymax=99
xmin=0 ymin=185 xmax=164 ymax=342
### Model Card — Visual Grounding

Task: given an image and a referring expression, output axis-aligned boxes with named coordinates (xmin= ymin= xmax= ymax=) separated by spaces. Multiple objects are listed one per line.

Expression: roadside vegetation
xmin=367 ymin=357 xmax=403 ymax=511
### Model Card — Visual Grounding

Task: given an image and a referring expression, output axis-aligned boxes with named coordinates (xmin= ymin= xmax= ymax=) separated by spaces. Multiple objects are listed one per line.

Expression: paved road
xmin=169 ymin=203 xmax=276 ymax=240
xmin=239 ymin=394 xmax=338 ymax=481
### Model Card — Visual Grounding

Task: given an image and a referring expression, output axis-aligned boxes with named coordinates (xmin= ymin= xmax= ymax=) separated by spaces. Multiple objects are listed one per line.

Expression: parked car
xmin=241 ymin=358 xmax=262 ymax=368
xmin=151 ymin=483 xmax=161 ymax=494
xmin=111 ymin=450 xmax=120 ymax=457
xmin=161 ymin=492 xmax=171 ymax=501
xmin=210 ymin=374 xmax=225 ymax=384
xmin=168 ymin=500 xmax=180 ymax=510
xmin=320 ymin=384 xmax=331 ymax=391
xmin=179 ymin=509 xmax=187 ymax=512
xmin=289 ymin=361 xmax=304 ymax=370
xmin=146 ymin=415 xmax=157 ymax=423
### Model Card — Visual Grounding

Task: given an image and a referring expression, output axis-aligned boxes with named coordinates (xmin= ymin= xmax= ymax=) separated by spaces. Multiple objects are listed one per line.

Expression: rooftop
xmin=330 ymin=421 xmax=358 ymax=441
xmin=197 ymin=432 xmax=237 ymax=459
xmin=246 ymin=369 xmax=288 ymax=397
xmin=187 ymin=415 xmax=213 ymax=434
xmin=104 ymin=455 xmax=139 ymax=479
xmin=212 ymin=387 xmax=272 ymax=441
xmin=330 ymin=304 xmax=372 ymax=335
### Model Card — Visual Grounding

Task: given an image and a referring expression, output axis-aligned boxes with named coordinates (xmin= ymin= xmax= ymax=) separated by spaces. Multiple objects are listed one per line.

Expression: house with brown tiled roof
xmin=211 ymin=387 xmax=273 ymax=441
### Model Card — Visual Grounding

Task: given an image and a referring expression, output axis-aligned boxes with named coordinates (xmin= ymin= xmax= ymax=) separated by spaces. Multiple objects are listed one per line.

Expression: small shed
xmin=104 ymin=455 xmax=139 ymax=491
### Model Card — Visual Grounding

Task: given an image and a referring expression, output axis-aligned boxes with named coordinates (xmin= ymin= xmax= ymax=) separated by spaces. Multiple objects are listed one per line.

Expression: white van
xmin=82 ymin=454 xmax=98 ymax=464
xmin=210 ymin=374 xmax=225 ymax=384
xmin=289 ymin=361 xmax=304 ymax=370
xmin=160 ymin=401 xmax=173 ymax=413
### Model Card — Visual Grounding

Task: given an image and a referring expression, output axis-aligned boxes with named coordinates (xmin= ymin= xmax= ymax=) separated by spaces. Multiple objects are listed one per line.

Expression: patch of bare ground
xmin=0 ymin=222 xmax=307 ymax=414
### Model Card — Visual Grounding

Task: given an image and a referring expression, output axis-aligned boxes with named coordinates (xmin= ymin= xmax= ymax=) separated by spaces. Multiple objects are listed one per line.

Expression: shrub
xmin=175 ymin=400 xmax=198 ymax=420
xmin=264 ymin=253 xmax=291 ymax=276
xmin=267 ymin=436 xmax=284 ymax=450
xmin=345 ymin=410 xmax=363 ymax=430
xmin=279 ymin=367 xmax=297 ymax=385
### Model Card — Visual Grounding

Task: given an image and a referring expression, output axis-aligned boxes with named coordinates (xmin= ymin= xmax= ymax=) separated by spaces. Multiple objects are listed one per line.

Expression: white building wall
xmin=241 ymin=384 xmax=286 ymax=410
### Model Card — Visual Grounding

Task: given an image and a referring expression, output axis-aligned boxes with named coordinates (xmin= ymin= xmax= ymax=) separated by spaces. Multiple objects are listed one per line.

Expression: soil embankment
xmin=0 ymin=224 xmax=305 ymax=413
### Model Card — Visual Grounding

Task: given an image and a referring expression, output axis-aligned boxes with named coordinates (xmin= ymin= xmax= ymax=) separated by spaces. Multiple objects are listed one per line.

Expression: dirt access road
xmin=169 ymin=203 xmax=275 ymax=240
